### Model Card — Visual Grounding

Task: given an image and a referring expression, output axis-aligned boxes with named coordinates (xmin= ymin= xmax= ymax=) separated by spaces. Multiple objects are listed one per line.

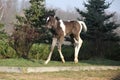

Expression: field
xmin=0 ymin=70 xmax=120 ymax=80
xmin=0 ymin=58 xmax=120 ymax=80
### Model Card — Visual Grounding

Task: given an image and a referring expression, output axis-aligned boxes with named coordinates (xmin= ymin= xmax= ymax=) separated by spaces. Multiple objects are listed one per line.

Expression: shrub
xmin=104 ymin=41 xmax=120 ymax=61
xmin=79 ymin=40 xmax=120 ymax=61
xmin=51 ymin=45 xmax=74 ymax=61
xmin=0 ymin=40 xmax=8 ymax=58
xmin=51 ymin=40 xmax=120 ymax=61
xmin=29 ymin=43 xmax=50 ymax=60
xmin=9 ymin=24 xmax=40 ymax=58
xmin=0 ymin=23 xmax=16 ymax=58
xmin=0 ymin=39 xmax=16 ymax=58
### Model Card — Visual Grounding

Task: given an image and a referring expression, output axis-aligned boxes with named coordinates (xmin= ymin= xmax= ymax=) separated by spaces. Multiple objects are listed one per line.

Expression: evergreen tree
xmin=15 ymin=0 xmax=47 ymax=35
xmin=24 ymin=0 xmax=45 ymax=28
xmin=76 ymin=0 xmax=119 ymax=57
xmin=16 ymin=0 xmax=55 ymax=43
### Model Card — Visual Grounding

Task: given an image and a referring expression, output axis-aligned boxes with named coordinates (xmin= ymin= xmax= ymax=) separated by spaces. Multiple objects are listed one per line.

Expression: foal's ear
xmin=55 ymin=17 xmax=60 ymax=21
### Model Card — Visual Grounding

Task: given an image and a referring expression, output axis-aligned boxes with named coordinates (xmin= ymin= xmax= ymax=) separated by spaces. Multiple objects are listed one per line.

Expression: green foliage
xmin=0 ymin=23 xmax=6 ymax=39
xmin=15 ymin=0 xmax=47 ymax=42
xmin=0 ymin=23 xmax=16 ymax=58
xmin=15 ymin=0 xmax=57 ymax=43
xmin=79 ymin=41 xmax=120 ymax=61
xmin=0 ymin=23 xmax=4 ymax=28
xmin=24 ymin=0 xmax=45 ymax=28
xmin=8 ymin=0 xmax=47 ymax=59
xmin=8 ymin=0 xmax=57 ymax=59
xmin=76 ymin=0 xmax=119 ymax=40
xmin=104 ymin=42 xmax=120 ymax=60
xmin=29 ymin=43 xmax=50 ymax=60
xmin=51 ymin=45 xmax=74 ymax=61
xmin=76 ymin=0 xmax=120 ymax=58
xmin=0 ymin=23 xmax=7 ymax=58
xmin=15 ymin=15 xmax=27 ymax=26
xmin=50 ymin=40 xmax=120 ymax=61
xmin=0 ymin=40 xmax=16 ymax=58
xmin=0 ymin=39 xmax=8 ymax=58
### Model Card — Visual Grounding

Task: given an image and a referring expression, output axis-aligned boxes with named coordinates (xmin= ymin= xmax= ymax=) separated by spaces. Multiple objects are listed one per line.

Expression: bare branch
xmin=0 ymin=6 xmax=2 ymax=10
xmin=0 ymin=4 xmax=4 ymax=21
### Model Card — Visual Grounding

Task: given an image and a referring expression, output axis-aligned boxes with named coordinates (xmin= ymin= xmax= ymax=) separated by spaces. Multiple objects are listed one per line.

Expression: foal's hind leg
xmin=45 ymin=38 xmax=57 ymax=64
xmin=57 ymin=37 xmax=65 ymax=63
xmin=74 ymin=36 xmax=83 ymax=63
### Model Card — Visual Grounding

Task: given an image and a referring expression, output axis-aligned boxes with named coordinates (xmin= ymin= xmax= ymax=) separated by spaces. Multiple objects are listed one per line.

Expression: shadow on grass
xmin=79 ymin=58 xmax=120 ymax=66
xmin=48 ymin=58 xmax=120 ymax=67
xmin=111 ymin=73 xmax=120 ymax=80
xmin=0 ymin=58 xmax=120 ymax=67
xmin=50 ymin=45 xmax=120 ymax=66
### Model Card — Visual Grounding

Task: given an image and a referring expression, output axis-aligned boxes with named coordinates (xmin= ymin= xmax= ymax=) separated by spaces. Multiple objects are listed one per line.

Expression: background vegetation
xmin=0 ymin=0 xmax=119 ymax=62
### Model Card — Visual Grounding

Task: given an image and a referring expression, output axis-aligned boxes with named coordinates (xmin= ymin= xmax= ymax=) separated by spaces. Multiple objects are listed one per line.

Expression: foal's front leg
xmin=57 ymin=37 xmax=65 ymax=63
xmin=45 ymin=38 xmax=57 ymax=64
xmin=58 ymin=45 xmax=65 ymax=63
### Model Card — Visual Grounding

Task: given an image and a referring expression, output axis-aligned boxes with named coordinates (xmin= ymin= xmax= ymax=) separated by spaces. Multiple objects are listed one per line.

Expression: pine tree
xmin=24 ymin=0 xmax=45 ymax=28
xmin=16 ymin=0 xmax=55 ymax=43
xmin=76 ymin=0 xmax=119 ymax=57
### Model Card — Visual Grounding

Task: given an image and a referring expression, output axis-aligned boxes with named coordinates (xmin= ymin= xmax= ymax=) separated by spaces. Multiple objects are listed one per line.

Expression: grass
xmin=0 ymin=58 xmax=120 ymax=67
xmin=0 ymin=58 xmax=120 ymax=80
xmin=0 ymin=70 xmax=120 ymax=80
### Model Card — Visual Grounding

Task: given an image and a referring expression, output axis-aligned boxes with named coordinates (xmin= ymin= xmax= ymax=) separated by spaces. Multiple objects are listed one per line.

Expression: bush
xmin=0 ymin=40 xmax=8 ymax=58
xmin=29 ymin=43 xmax=50 ymax=60
xmin=78 ymin=41 xmax=94 ymax=60
xmin=50 ymin=41 xmax=93 ymax=61
xmin=0 ymin=23 xmax=16 ymax=58
xmin=51 ymin=40 xmax=120 ymax=61
xmin=9 ymin=24 xmax=40 ymax=58
xmin=0 ymin=40 xmax=16 ymax=58
xmin=104 ymin=42 xmax=120 ymax=61
xmin=79 ymin=40 xmax=120 ymax=61
xmin=51 ymin=45 xmax=74 ymax=61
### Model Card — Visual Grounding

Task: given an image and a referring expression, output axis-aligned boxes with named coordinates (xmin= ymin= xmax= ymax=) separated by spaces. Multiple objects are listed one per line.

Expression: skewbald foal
xmin=45 ymin=15 xmax=87 ymax=64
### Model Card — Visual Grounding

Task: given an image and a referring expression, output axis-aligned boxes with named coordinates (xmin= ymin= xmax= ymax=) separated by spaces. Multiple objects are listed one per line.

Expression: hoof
xmin=75 ymin=61 xmax=78 ymax=64
xmin=62 ymin=58 xmax=65 ymax=63
xmin=44 ymin=62 xmax=48 ymax=65
xmin=44 ymin=60 xmax=49 ymax=65
xmin=62 ymin=61 xmax=65 ymax=63
xmin=74 ymin=59 xmax=78 ymax=64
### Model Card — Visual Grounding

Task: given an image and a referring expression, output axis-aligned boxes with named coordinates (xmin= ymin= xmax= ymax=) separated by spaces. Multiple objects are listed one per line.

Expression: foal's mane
xmin=55 ymin=16 xmax=60 ymax=21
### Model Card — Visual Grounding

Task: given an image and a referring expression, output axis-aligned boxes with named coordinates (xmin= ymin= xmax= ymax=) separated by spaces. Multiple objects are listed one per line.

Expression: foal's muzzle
xmin=46 ymin=25 xmax=52 ymax=29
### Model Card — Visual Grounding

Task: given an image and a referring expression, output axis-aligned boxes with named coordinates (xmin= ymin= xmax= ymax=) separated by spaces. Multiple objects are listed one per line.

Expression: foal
xmin=45 ymin=16 xmax=87 ymax=64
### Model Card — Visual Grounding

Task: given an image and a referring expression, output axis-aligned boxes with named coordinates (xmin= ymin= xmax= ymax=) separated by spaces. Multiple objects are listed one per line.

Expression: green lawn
xmin=0 ymin=58 xmax=120 ymax=67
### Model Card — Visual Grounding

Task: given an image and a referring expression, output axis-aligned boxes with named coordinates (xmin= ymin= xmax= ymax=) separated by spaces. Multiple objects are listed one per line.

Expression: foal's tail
xmin=78 ymin=21 xmax=87 ymax=32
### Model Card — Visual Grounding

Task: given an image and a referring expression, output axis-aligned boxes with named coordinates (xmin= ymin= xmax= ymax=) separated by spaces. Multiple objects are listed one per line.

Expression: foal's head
xmin=46 ymin=16 xmax=59 ymax=29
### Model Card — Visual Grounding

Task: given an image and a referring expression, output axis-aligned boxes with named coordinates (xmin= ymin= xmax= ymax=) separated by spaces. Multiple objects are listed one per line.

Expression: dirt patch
xmin=0 ymin=70 xmax=120 ymax=80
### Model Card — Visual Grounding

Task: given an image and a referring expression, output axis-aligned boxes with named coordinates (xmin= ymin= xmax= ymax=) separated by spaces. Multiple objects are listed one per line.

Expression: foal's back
xmin=63 ymin=21 xmax=81 ymax=35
